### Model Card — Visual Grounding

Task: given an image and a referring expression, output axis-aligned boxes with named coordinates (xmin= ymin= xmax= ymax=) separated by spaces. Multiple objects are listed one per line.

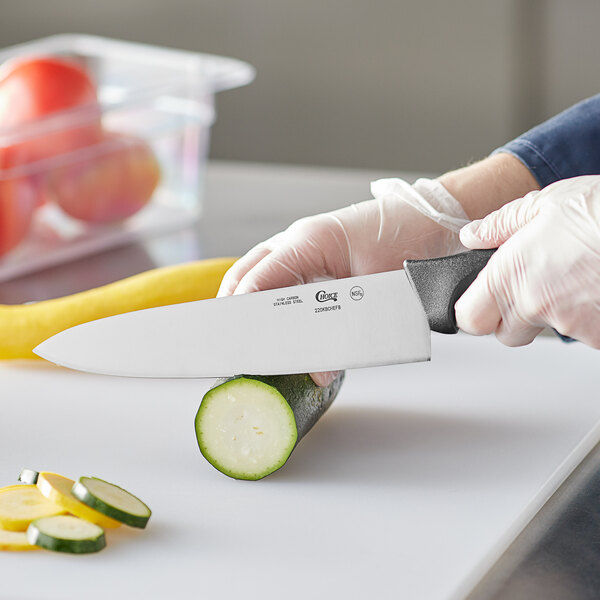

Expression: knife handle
xmin=404 ymin=249 xmax=577 ymax=342
xmin=404 ymin=249 xmax=496 ymax=334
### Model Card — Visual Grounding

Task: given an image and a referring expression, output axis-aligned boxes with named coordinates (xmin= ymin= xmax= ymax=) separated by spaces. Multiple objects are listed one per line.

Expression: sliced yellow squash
xmin=0 ymin=528 xmax=38 ymax=551
xmin=36 ymin=473 xmax=120 ymax=529
xmin=0 ymin=484 xmax=66 ymax=531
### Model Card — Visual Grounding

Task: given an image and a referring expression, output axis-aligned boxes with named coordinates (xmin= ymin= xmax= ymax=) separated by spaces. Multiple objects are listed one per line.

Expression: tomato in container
xmin=0 ymin=54 xmax=161 ymax=256
xmin=0 ymin=56 xmax=103 ymax=167
xmin=0 ymin=34 xmax=254 ymax=275
xmin=48 ymin=132 xmax=161 ymax=224
xmin=0 ymin=175 xmax=38 ymax=256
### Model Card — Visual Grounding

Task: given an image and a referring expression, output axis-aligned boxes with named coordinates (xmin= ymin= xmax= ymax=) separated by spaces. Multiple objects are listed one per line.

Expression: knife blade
xmin=33 ymin=249 xmax=495 ymax=377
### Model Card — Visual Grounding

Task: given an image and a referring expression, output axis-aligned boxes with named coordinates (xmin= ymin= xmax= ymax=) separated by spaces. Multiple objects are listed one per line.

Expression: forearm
xmin=440 ymin=93 xmax=600 ymax=221
xmin=438 ymin=153 xmax=540 ymax=220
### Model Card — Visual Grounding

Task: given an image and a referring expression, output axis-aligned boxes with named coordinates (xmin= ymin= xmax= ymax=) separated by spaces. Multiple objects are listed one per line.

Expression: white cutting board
xmin=0 ymin=333 xmax=598 ymax=600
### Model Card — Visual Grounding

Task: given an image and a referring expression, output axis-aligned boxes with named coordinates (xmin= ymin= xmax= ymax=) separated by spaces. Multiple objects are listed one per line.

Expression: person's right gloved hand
xmin=218 ymin=177 xmax=470 ymax=386
xmin=455 ymin=175 xmax=600 ymax=348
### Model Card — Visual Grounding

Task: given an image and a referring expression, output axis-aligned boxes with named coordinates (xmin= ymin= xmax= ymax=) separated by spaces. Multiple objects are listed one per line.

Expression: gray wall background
xmin=1 ymin=0 xmax=599 ymax=174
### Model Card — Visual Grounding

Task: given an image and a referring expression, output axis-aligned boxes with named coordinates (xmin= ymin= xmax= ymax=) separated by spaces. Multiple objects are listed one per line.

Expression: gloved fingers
xmin=229 ymin=215 xmax=353 ymax=296
xmin=233 ymin=250 xmax=309 ymax=295
xmin=455 ymin=266 xmax=543 ymax=346
xmin=217 ymin=244 xmax=273 ymax=297
xmin=454 ymin=268 xmax=502 ymax=336
xmin=309 ymin=370 xmax=340 ymax=387
xmin=459 ymin=190 xmax=542 ymax=249
xmin=494 ymin=319 xmax=544 ymax=347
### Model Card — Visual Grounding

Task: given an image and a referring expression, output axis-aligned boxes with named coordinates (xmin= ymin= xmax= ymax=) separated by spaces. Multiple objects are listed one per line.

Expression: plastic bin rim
xmin=0 ymin=33 xmax=256 ymax=94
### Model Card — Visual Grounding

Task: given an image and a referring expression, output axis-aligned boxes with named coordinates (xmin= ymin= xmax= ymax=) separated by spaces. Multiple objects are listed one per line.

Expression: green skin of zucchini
xmin=195 ymin=372 xmax=345 ymax=481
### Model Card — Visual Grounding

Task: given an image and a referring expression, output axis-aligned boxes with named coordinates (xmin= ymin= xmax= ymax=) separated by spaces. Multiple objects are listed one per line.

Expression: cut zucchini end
xmin=72 ymin=478 xmax=151 ymax=529
xmin=18 ymin=468 xmax=39 ymax=485
xmin=195 ymin=377 xmax=298 ymax=481
xmin=27 ymin=515 xmax=106 ymax=554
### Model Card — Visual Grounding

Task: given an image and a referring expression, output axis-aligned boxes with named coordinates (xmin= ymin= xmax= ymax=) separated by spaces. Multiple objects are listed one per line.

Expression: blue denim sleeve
xmin=492 ymin=93 xmax=600 ymax=188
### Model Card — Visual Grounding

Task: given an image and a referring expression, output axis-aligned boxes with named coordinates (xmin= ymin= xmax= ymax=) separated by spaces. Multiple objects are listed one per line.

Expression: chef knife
xmin=33 ymin=249 xmax=495 ymax=377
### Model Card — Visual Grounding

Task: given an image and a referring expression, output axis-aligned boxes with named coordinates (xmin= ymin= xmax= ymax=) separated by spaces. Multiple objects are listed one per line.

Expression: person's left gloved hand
xmin=455 ymin=175 xmax=600 ymax=348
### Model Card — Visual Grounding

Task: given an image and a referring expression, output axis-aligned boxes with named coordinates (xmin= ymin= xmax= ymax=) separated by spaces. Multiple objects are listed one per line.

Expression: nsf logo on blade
xmin=350 ymin=286 xmax=364 ymax=301
xmin=315 ymin=290 xmax=338 ymax=303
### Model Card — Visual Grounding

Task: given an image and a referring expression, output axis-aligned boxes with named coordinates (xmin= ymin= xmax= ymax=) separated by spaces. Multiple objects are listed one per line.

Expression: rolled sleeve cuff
xmin=492 ymin=93 xmax=600 ymax=189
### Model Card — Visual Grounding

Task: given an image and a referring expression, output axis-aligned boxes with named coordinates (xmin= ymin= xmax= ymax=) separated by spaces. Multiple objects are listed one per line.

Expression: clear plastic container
xmin=0 ymin=34 xmax=254 ymax=281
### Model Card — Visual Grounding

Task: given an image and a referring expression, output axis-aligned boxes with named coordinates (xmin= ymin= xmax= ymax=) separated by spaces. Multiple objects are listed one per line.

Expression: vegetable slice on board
xmin=195 ymin=372 xmax=345 ymax=480
xmin=72 ymin=477 xmax=151 ymax=529
xmin=0 ymin=529 xmax=37 ymax=551
xmin=0 ymin=485 xmax=65 ymax=531
xmin=27 ymin=515 xmax=105 ymax=554
xmin=36 ymin=472 xmax=120 ymax=529
xmin=18 ymin=468 xmax=39 ymax=485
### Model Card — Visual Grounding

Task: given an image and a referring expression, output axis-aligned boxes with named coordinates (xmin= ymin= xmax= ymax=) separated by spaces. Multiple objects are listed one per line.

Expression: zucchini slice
xmin=0 ymin=485 xmax=65 ymax=531
xmin=72 ymin=477 xmax=151 ymax=529
xmin=18 ymin=469 xmax=39 ymax=485
xmin=27 ymin=515 xmax=105 ymax=554
xmin=36 ymin=472 xmax=121 ymax=529
xmin=0 ymin=529 xmax=38 ymax=551
xmin=195 ymin=372 xmax=345 ymax=480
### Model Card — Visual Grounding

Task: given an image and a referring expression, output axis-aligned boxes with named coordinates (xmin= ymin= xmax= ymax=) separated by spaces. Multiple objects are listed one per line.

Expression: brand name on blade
xmin=315 ymin=290 xmax=338 ymax=303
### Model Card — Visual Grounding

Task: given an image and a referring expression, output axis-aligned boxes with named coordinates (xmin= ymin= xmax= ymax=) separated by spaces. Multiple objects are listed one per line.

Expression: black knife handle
xmin=404 ymin=249 xmax=577 ymax=342
xmin=404 ymin=249 xmax=496 ymax=334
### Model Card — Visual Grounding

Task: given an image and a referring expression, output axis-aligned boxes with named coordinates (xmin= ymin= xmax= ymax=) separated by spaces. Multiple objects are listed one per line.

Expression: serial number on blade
xmin=314 ymin=304 xmax=341 ymax=313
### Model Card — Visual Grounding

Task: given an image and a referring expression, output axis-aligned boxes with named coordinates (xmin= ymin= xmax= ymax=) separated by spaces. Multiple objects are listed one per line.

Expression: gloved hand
xmin=218 ymin=177 xmax=470 ymax=385
xmin=455 ymin=175 xmax=600 ymax=348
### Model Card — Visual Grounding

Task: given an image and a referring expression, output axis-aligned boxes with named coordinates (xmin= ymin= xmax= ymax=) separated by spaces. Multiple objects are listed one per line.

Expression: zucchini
xmin=195 ymin=372 xmax=345 ymax=480
xmin=18 ymin=468 xmax=39 ymax=485
xmin=0 ymin=529 xmax=37 ymax=551
xmin=0 ymin=485 xmax=65 ymax=531
xmin=27 ymin=515 xmax=105 ymax=554
xmin=36 ymin=472 xmax=121 ymax=529
xmin=72 ymin=477 xmax=151 ymax=529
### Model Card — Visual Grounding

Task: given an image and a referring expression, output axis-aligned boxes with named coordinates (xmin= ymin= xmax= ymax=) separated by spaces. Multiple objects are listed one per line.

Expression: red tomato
xmin=0 ymin=56 xmax=103 ymax=165
xmin=0 ymin=55 xmax=98 ymax=124
xmin=50 ymin=133 xmax=161 ymax=223
xmin=0 ymin=176 xmax=37 ymax=256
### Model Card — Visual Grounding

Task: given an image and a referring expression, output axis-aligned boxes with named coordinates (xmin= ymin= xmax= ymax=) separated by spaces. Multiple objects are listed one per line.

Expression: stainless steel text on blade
xmin=34 ymin=270 xmax=431 ymax=377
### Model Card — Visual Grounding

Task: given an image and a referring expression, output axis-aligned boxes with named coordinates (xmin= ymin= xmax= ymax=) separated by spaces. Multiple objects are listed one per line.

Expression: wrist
xmin=438 ymin=153 xmax=540 ymax=220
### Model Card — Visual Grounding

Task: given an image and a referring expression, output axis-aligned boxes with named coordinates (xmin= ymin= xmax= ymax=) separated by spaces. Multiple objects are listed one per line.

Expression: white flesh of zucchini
xmin=198 ymin=379 xmax=297 ymax=479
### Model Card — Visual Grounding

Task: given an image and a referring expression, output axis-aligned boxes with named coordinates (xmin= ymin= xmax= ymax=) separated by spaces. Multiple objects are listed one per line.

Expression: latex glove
xmin=455 ymin=176 xmax=600 ymax=348
xmin=218 ymin=177 xmax=470 ymax=386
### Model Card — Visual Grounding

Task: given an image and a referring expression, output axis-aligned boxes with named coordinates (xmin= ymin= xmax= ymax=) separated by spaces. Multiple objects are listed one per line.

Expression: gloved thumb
xmin=459 ymin=190 xmax=542 ymax=249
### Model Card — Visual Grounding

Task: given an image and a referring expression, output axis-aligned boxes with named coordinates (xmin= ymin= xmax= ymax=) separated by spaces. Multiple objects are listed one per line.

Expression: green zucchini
xmin=71 ymin=477 xmax=151 ymax=529
xmin=27 ymin=515 xmax=105 ymax=554
xmin=18 ymin=469 xmax=39 ymax=485
xmin=195 ymin=372 xmax=345 ymax=480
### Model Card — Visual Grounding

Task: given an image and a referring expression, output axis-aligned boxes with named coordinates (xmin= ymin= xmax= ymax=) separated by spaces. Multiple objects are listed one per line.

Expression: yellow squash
xmin=0 ymin=257 xmax=236 ymax=359
xmin=0 ymin=529 xmax=37 ymax=551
